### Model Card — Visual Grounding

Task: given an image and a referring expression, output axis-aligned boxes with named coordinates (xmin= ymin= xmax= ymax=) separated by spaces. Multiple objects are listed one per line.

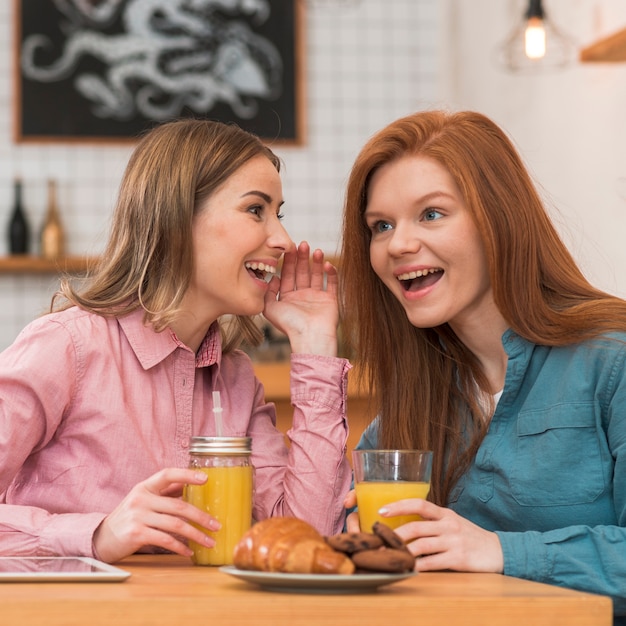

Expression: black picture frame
xmin=14 ymin=0 xmax=305 ymax=145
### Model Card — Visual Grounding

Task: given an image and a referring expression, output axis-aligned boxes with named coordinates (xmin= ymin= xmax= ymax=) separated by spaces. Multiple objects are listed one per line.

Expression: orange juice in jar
xmin=184 ymin=437 xmax=254 ymax=566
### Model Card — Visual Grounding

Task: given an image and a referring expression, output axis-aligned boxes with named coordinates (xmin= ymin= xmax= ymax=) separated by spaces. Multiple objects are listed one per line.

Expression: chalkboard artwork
xmin=16 ymin=0 xmax=302 ymax=143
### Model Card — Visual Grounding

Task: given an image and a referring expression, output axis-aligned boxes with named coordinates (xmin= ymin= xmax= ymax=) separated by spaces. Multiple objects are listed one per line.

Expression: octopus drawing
xmin=20 ymin=0 xmax=284 ymax=121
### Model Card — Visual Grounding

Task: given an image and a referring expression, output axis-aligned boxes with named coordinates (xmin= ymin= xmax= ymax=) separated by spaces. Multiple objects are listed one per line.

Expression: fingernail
xmin=378 ymin=507 xmax=389 ymax=516
xmin=194 ymin=472 xmax=208 ymax=482
xmin=208 ymin=519 xmax=221 ymax=531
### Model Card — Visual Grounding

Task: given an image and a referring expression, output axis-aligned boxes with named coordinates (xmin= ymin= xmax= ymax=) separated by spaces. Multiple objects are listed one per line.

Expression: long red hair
xmin=340 ymin=110 xmax=626 ymax=504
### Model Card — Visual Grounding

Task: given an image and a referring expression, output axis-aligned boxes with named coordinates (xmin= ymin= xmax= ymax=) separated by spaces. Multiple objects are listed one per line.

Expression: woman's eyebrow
xmin=241 ymin=190 xmax=272 ymax=203
xmin=241 ymin=190 xmax=285 ymax=208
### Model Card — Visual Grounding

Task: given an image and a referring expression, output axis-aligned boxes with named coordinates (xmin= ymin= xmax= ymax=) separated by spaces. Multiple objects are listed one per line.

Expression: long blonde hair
xmin=341 ymin=110 xmax=626 ymax=504
xmin=55 ymin=119 xmax=281 ymax=351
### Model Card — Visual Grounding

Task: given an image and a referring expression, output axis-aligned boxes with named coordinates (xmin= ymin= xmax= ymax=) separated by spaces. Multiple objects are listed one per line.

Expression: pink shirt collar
xmin=117 ymin=308 xmax=221 ymax=370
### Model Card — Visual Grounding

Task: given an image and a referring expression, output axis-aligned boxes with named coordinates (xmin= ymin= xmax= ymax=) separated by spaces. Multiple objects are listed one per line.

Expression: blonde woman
xmin=0 ymin=119 xmax=351 ymax=563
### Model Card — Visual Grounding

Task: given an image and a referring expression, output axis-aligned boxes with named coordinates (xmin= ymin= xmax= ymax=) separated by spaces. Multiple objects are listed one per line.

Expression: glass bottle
xmin=183 ymin=436 xmax=254 ymax=566
xmin=40 ymin=180 xmax=64 ymax=260
xmin=7 ymin=179 xmax=30 ymax=255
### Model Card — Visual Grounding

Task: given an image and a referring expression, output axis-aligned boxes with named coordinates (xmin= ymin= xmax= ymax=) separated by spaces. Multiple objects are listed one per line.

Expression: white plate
xmin=220 ymin=565 xmax=416 ymax=593
xmin=0 ymin=557 xmax=131 ymax=582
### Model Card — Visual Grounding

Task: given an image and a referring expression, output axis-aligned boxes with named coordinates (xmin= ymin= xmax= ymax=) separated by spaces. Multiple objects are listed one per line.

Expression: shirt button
xmin=180 ymin=439 xmax=189 ymax=448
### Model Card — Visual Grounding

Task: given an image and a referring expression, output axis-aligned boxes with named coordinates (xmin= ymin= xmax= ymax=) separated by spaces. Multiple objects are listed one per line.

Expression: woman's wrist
xmin=289 ymin=331 xmax=337 ymax=357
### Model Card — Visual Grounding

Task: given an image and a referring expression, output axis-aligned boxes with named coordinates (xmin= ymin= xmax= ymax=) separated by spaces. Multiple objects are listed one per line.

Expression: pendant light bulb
xmin=525 ymin=17 xmax=546 ymax=59
xmin=497 ymin=0 xmax=576 ymax=73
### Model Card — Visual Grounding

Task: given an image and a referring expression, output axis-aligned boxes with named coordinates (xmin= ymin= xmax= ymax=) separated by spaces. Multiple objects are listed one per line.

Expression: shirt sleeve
xmin=0 ymin=506 xmax=106 ymax=557
xmin=496 ymin=524 xmax=626 ymax=615
xmin=247 ymin=353 xmax=353 ymax=536
xmin=0 ymin=317 xmax=105 ymax=557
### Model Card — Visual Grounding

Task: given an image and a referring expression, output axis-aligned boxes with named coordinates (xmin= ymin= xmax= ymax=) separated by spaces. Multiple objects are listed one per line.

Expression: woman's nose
xmin=387 ymin=224 xmax=422 ymax=256
xmin=268 ymin=217 xmax=293 ymax=252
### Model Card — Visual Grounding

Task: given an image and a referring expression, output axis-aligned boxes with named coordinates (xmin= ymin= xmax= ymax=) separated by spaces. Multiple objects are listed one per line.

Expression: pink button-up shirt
xmin=0 ymin=307 xmax=352 ymax=556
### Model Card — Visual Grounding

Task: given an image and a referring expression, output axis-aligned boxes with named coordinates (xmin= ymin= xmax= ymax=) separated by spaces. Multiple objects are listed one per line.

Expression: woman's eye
xmin=370 ymin=220 xmax=392 ymax=234
xmin=248 ymin=205 xmax=263 ymax=217
xmin=277 ymin=211 xmax=285 ymax=221
xmin=423 ymin=209 xmax=443 ymax=221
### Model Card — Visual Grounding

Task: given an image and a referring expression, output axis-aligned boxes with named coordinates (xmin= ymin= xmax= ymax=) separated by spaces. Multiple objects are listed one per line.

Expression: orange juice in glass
xmin=352 ymin=450 xmax=432 ymax=533
xmin=184 ymin=436 xmax=254 ymax=566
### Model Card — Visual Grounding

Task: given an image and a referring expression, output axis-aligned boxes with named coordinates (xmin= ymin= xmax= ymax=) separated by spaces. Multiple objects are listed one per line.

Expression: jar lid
xmin=189 ymin=436 xmax=252 ymax=455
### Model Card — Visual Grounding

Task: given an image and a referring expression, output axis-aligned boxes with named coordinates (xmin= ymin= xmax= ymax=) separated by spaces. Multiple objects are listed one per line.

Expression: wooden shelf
xmin=0 ymin=255 xmax=99 ymax=274
xmin=580 ymin=26 xmax=626 ymax=62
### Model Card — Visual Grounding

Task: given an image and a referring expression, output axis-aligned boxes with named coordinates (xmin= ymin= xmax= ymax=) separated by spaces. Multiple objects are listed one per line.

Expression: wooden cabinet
xmin=253 ymin=362 xmax=373 ymax=457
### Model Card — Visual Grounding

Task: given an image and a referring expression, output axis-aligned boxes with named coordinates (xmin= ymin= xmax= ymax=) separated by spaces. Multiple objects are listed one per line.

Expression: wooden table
xmin=0 ymin=555 xmax=612 ymax=626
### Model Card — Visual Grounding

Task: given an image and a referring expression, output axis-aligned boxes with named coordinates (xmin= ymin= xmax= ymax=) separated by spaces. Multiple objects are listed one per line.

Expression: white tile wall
xmin=0 ymin=0 xmax=440 ymax=350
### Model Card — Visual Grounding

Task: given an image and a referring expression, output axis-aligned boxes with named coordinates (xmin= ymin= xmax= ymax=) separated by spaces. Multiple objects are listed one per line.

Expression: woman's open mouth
xmin=245 ymin=262 xmax=276 ymax=284
xmin=397 ymin=268 xmax=443 ymax=292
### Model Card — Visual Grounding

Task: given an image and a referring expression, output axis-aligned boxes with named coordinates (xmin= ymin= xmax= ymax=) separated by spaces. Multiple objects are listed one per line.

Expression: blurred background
xmin=1 ymin=0 xmax=626 ymax=351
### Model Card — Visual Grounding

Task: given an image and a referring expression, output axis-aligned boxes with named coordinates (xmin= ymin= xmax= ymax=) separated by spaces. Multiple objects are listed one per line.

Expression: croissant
xmin=233 ymin=517 xmax=355 ymax=575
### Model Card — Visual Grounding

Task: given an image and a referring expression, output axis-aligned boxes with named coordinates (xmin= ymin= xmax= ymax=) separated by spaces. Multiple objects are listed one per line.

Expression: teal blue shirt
xmin=356 ymin=330 xmax=626 ymax=621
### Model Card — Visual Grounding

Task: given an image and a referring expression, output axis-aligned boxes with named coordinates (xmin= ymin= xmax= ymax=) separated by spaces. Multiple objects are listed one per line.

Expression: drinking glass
xmin=352 ymin=449 xmax=433 ymax=532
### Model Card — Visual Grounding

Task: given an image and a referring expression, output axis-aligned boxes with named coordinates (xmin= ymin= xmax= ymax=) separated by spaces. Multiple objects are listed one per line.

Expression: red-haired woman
xmin=342 ymin=110 xmax=625 ymax=622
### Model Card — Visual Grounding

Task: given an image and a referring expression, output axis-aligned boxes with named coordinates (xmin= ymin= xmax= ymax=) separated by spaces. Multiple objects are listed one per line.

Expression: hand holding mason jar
xmin=183 ymin=436 xmax=255 ymax=566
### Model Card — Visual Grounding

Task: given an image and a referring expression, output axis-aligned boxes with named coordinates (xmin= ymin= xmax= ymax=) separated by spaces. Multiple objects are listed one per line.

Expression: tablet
xmin=0 ymin=557 xmax=130 ymax=582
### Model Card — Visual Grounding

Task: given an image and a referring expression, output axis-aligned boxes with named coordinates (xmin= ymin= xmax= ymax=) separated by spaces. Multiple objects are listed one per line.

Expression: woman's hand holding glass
xmin=345 ymin=491 xmax=504 ymax=573
xmin=92 ymin=468 xmax=220 ymax=564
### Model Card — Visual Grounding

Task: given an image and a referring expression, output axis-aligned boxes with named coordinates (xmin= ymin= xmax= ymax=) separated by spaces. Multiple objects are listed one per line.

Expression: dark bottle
xmin=7 ymin=179 xmax=30 ymax=255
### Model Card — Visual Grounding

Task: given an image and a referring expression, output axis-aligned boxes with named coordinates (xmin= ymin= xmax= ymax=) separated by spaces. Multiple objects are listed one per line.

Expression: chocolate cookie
xmin=325 ymin=532 xmax=384 ymax=554
xmin=351 ymin=547 xmax=415 ymax=573
xmin=372 ymin=521 xmax=411 ymax=553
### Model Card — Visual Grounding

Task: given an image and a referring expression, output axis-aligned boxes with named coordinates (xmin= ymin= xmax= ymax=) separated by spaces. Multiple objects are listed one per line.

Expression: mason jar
xmin=184 ymin=436 xmax=254 ymax=566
